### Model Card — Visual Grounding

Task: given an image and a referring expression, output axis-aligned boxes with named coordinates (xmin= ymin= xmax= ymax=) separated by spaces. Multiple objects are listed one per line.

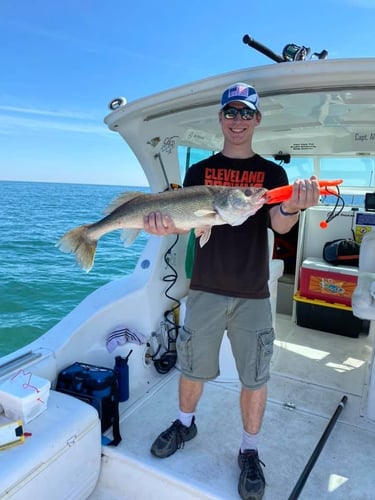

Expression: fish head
xmin=214 ymin=187 xmax=267 ymax=226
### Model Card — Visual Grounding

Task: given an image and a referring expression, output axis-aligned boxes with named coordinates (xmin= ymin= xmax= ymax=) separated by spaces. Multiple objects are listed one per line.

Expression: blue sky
xmin=1 ymin=0 xmax=375 ymax=187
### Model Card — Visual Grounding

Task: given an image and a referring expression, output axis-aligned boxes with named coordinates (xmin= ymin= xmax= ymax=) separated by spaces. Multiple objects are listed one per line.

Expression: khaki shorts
xmin=177 ymin=290 xmax=274 ymax=390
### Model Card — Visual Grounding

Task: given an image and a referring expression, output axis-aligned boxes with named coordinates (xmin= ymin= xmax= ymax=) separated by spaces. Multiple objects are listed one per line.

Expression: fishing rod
xmin=288 ymin=395 xmax=348 ymax=500
xmin=243 ymin=34 xmax=328 ymax=63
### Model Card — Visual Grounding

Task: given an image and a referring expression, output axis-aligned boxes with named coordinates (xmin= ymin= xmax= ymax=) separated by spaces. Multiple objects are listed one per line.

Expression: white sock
xmin=178 ymin=410 xmax=195 ymax=427
xmin=240 ymin=430 xmax=259 ymax=452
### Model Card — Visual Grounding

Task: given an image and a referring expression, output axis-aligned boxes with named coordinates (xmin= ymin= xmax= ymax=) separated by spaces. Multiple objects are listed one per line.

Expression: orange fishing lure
xmin=263 ymin=179 xmax=343 ymax=204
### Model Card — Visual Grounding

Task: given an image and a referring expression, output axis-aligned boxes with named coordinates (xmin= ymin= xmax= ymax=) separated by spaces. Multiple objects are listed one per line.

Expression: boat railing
xmin=0 ymin=351 xmax=42 ymax=379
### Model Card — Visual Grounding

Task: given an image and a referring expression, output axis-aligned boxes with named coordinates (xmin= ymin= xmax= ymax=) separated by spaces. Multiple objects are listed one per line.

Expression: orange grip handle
xmin=264 ymin=179 xmax=343 ymax=204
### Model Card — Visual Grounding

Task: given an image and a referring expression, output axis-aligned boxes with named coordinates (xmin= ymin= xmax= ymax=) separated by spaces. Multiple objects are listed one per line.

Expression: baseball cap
xmin=220 ymin=83 xmax=260 ymax=111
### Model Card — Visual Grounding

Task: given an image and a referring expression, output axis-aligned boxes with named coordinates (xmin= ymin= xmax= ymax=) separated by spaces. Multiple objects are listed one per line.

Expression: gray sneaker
xmin=238 ymin=449 xmax=266 ymax=500
xmin=150 ymin=418 xmax=197 ymax=458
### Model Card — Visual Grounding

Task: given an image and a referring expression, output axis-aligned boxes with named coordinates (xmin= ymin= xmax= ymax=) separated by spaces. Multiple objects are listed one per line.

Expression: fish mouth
xmin=259 ymin=189 xmax=276 ymax=203
xmin=255 ymin=188 xmax=268 ymax=201
xmin=242 ymin=187 xmax=268 ymax=203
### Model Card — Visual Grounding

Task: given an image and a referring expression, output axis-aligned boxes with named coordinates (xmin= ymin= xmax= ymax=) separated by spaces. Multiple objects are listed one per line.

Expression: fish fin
xmin=193 ymin=209 xmax=217 ymax=217
xmin=104 ymin=192 xmax=144 ymax=215
xmin=121 ymin=228 xmax=141 ymax=246
xmin=56 ymin=225 xmax=96 ymax=272
xmin=195 ymin=226 xmax=212 ymax=247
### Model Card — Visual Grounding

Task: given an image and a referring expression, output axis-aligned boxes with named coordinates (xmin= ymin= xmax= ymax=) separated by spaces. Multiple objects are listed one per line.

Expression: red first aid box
xmin=300 ymin=257 xmax=358 ymax=306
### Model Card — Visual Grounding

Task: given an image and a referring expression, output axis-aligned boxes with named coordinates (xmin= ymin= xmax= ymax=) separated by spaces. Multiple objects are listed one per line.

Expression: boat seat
xmin=267 ymin=228 xmax=285 ymax=324
xmin=352 ymin=231 xmax=375 ymax=320
xmin=351 ymin=231 xmax=375 ymax=422
xmin=0 ymin=390 xmax=101 ymax=499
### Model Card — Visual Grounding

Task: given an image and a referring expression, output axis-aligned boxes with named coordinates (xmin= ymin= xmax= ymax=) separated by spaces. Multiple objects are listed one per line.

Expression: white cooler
xmin=0 ymin=390 xmax=101 ymax=499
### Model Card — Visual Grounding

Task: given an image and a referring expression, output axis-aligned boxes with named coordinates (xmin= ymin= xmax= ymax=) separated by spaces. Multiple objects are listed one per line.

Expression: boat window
xmin=320 ymin=192 xmax=366 ymax=207
xmin=178 ymin=147 xmax=374 ymax=208
xmin=319 ymin=157 xmax=374 ymax=208
xmin=267 ymin=157 xmax=315 ymax=184
xmin=320 ymin=157 xmax=374 ymax=188
xmin=178 ymin=146 xmax=216 ymax=180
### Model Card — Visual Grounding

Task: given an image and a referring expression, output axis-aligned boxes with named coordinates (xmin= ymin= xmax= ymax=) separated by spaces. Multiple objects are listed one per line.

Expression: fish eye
xmin=244 ymin=189 xmax=252 ymax=196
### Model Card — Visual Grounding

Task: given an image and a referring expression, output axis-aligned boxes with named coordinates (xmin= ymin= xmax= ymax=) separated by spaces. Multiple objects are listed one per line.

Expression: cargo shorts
xmin=177 ymin=290 xmax=274 ymax=390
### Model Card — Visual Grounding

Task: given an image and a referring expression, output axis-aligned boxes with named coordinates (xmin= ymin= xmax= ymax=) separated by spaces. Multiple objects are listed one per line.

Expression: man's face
xmin=219 ymin=102 xmax=261 ymax=146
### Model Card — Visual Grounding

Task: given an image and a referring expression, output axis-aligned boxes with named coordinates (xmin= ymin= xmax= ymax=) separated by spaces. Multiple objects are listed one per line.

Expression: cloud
xmin=0 ymin=19 xmax=107 ymax=56
xmin=0 ymin=18 xmax=193 ymax=70
xmin=0 ymin=108 xmax=111 ymax=136
xmin=0 ymin=19 xmax=140 ymax=59
xmin=0 ymin=104 xmax=98 ymax=121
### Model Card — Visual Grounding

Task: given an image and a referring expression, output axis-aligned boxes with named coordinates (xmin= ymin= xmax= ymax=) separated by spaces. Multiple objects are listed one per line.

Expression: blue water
xmin=0 ymin=181 xmax=148 ymax=356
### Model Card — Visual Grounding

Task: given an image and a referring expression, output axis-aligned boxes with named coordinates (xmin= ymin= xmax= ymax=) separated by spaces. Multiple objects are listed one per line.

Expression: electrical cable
xmin=154 ymin=235 xmax=181 ymax=374
xmin=319 ymin=186 xmax=345 ymax=229
xmin=162 ymin=234 xmax=181 ymax=311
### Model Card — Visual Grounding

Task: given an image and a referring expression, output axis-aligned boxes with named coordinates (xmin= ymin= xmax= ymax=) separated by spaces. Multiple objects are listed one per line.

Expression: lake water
xmin=0 ymin=181 xmax=148 ymax=356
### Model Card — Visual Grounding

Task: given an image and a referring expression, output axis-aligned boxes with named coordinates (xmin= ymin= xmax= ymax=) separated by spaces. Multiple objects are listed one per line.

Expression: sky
xmin=1 ymin=0 xmax=375 ymax=187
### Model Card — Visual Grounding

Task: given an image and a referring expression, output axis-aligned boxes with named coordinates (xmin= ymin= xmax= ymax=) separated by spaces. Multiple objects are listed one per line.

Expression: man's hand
xmin=270 ymin=175 xmax=321 ymax=234
xmin=282 ymin=175 xmax=320 ymax=213
xmin=143 ymin=212 xmax=178 ymax=236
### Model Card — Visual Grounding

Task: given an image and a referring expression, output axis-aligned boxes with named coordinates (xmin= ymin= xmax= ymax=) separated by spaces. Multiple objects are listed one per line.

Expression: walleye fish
xmin=56 ymin=185 xmax=267 ymax=272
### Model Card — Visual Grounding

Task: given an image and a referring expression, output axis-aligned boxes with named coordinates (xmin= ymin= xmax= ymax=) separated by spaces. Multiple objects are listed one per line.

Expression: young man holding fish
xmin=144 ymin=83 xmax=320 ymax=500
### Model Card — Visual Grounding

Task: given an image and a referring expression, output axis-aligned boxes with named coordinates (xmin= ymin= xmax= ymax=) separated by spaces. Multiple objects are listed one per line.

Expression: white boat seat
xmin=351 ymin=230 xmax=375 ymax=422
xmin=352 ymin=231 xmax=375 ymax=320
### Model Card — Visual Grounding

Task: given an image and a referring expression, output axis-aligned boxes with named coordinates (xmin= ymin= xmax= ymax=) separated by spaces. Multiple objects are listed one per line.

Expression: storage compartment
xmin=294 ymin=292 xmax=364 ymax=337
xmin=300 ymin=257 xmax=358 ymax=306
xmin=0 ymin=390 xmax=101 ymax=499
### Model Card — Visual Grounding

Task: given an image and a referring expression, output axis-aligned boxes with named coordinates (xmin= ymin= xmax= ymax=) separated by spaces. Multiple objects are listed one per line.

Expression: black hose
xmin=288 ymin=395 xmax=348 ymax=500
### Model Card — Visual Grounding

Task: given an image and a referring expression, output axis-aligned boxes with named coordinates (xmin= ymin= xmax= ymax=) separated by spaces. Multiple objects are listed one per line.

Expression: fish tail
xmin=56 ymin=225 xmax=97 ymax=272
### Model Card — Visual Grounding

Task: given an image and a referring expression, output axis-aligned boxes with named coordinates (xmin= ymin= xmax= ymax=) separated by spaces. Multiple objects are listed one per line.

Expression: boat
xmin=1 ymin=36 xmax=375 ymax=499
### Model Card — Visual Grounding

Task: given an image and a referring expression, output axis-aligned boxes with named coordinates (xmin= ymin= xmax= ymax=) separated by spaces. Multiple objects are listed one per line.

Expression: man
xmin=144 ymin=83 xmax=320 ymax=500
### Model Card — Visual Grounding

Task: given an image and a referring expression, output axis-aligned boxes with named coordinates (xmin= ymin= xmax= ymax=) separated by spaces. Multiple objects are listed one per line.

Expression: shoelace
xmin=241 ymin=452 xmax=266 ymax=481
xmin=163 ymin=420 xmax=188 ymax=450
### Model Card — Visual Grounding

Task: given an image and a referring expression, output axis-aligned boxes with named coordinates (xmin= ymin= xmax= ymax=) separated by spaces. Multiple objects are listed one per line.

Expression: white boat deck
xmin=92 ymin=313 xmax=375 ymax=500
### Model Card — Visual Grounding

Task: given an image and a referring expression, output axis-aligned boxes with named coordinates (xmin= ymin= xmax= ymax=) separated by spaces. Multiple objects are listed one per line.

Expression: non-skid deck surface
xmin=100 ymin=316 xmax=375 ymax=499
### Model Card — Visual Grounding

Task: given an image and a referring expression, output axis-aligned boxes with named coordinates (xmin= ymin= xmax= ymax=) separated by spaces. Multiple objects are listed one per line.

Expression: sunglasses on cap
xmin=222 ymin=106 xmax=256 ymax=120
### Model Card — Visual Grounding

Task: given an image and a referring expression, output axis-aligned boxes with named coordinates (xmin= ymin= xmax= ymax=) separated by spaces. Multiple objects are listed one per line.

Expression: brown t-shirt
xmin=184 ymin=153 xmax=288 ymax=299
